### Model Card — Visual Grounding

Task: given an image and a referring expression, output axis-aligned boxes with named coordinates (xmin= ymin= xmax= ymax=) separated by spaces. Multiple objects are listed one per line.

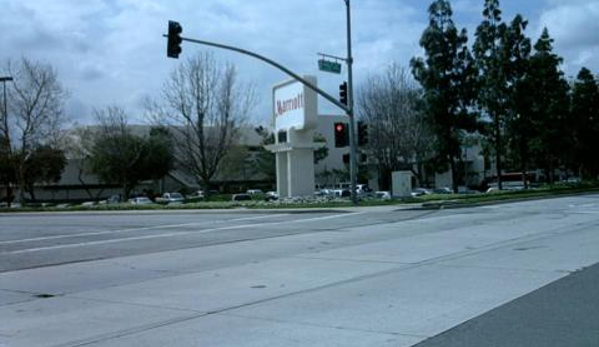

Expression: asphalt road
xmin=1 ymin=195 xmax=598 ymax=347
xmin=0 ymin=208 xmax=442 ymax=272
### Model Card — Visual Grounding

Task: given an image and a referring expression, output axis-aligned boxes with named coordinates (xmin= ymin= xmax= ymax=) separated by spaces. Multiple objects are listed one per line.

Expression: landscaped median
xmin=1 ymin=183 xmax=598 ymax=212
xmin=415 ymin=183 xmax=599 ymax=209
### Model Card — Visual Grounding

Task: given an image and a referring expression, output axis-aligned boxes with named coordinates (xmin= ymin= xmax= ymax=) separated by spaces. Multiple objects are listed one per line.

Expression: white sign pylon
xmin=266 ymin=76 xmax=320 ymax=198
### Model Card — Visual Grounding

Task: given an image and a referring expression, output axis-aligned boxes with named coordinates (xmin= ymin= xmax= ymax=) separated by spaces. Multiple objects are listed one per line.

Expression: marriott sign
xmin=276 ymin=93 xmax=304 ymax=117
xmin=272 ymin=77 xmax=317 ymax=132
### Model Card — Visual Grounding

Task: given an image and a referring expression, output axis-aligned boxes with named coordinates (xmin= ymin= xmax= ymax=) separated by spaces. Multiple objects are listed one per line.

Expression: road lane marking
xmin=0 ymin=214 xmax=288 ymax=246
xmin=1 ymin=212 xmax=360 ymax=255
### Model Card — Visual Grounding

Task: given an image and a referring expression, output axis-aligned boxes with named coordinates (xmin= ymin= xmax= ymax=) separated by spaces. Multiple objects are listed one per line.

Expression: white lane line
xmin=0 ymin=214 xmax=288 ymax=246
xmin=1 ymin=212 xmax=360 ymax=255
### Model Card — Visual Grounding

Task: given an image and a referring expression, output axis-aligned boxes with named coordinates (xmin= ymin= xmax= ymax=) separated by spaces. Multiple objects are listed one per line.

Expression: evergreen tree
xmin=526 ymin=28 xmax=570 ymax=183
xmin=571 ymin=67 xmax=599 ymax=179
xmin=411 ymin=0 xmax=478 ymax=192
xmin=503 ymin=15 xmax=532 ymax=187
xmin=473 ymin=0 xmax=508 ymax=189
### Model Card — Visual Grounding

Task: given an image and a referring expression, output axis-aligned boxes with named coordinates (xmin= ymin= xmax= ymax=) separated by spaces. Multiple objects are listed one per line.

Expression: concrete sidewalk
xmin=1 ymin=198 xmax=598 ymax=347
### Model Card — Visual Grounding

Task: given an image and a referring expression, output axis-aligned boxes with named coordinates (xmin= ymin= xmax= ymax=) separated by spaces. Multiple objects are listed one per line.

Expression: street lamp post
xmin=1 ymin=76 xmax=13 ymax=147
xmin=0 ymin=76 xmax=13 ymax=207
xmin=0 ymin=76 xmax=12 ymax=125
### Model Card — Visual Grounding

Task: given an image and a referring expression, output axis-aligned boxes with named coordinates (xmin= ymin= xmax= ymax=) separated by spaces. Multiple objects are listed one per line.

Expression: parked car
xmin=156 ymin=192 xmax=185 ymax=204
xmin=232 ymin=193 xmax=252 ymax=201
xmin=457 ymin=186 xmax=480 ymax=194
xmin=375 ymin=191 xmax=392 ymax=200
xmin=432 ymin=187 xmax=453 ymax=194
xmin=246 ymin=189 xmax=263 ymax=195
xmin=411 ymin=188 xmax=431 ymax=197
xmin=187 ymin=190 xmax=204 ymax=199
xmin=486 ymin=183 xmax=525 ymax=193
xmin=332 ymin=189 xmax=351 ymax=198
xmin=314 ymin=188 xmax=334 ymax=197
xmin=99 ymin=194 xmax=121 ymax=205
xmin=264 ymin=191 xmax=279 ymax=201
xmin=128 ymin=197 xmax=154 ymax=205
xmin=356 ymin=184 xmax=373 ymax=194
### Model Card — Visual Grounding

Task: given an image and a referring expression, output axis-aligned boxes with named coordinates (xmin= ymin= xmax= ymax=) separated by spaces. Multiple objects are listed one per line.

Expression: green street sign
xmin=318 ymin=59 xmax=342 ymax=74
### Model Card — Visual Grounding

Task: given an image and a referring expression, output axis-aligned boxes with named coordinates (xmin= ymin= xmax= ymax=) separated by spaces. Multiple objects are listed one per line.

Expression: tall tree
xmin=473 ymin=0 xmax=508 ymax=189
xmin=526 ymin=29 xmax=570 ymax=183
xmin=1 ymin=57 xmax=69 ymax=202
xmin=571 ymin=67 xmax=599 ymax=178
xmin=411 ymin=0 xmax=478 ymax=192
xmin=358 ymin=64 xmax=434 ymax=190
xmin=89 ymin=106 xmax=174 ymax=199
xmin=503 ymin=15 xmax=532 ymax=187
xmin=147 ymin=52 xmax=256 ymax=194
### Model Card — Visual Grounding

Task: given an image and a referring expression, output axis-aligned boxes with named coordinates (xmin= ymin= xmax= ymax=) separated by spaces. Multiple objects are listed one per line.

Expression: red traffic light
xmin=334 ymin=122 xmax=348 ymax=148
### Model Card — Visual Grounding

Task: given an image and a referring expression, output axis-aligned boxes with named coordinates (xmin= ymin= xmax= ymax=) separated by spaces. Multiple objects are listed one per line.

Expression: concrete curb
xmin=419 ymin=190 xmax=599 ymax=210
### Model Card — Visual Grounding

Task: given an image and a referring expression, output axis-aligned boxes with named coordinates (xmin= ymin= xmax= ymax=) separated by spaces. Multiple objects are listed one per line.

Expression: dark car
xmin=433 ymin=187 xmax=453 ymax=194
xmin=232 ymin=193 xmax=252 ymax=201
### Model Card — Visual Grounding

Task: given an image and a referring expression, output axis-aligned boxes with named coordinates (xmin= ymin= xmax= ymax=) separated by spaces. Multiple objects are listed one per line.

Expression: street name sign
xmin=318 ymin=59 xmax=342 ymax=74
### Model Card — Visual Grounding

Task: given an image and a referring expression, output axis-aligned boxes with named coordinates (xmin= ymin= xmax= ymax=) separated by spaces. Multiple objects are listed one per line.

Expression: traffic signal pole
xmin=165 ymin=0 xmax=358 ymax=204
xmin=164 ymin=34 xmax=349 ymax=115
xmin=344 ymin=0 xmax=358 ymax=205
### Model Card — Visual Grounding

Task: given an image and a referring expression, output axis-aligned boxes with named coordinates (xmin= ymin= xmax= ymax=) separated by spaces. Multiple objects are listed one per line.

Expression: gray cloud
xmin=538 ymin=1 xmax=599 ymax=48
xmin=536 ymin=0 xmax=599 ymax=74
xmin=2 ymin=0 xmax=596 ymax=127
xmin=79 ymin=64 xmax=106 ymax=81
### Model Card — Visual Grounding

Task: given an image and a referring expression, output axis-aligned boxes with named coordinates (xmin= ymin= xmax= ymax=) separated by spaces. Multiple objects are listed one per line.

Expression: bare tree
xmin=65 ymin=126 xmax=103 ymax=200
xmin=1 ymin=57 xmax=69 ymax=202
xmin=147 ymin=52 xmax=256 ymax=192
xmin=357 ymin=64 xmax=435 ymax=189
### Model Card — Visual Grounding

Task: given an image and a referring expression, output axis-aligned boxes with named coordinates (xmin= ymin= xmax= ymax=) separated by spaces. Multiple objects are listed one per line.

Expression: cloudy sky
xmin=1 ymin=0 xmax=598 ymax=125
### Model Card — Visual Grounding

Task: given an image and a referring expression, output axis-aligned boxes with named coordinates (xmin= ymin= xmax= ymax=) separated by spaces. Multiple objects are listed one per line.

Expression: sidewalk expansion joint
xmin=219 ymin=312 xmax=429 ymax=339
xmin=66 ymin=295 xmax=205 ymax=314
xmin=432 ymin=263 xmax=572 ymax=275
xmin=291 ymin=255 xmax=411 ymax=265
xmin=47 ymin=312 xmax=208 ymax=347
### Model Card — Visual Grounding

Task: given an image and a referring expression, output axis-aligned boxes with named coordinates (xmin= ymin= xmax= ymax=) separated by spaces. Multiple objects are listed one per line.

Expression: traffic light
xmin=357 ymin=121 xmax=368 ymax=146
xmin=167 ymin=20 xmax=183 ymax=59
xmin=334 ymin=122 xmax=349 ymax=148
xmin=339 ymin=81 xmax=348 ymax=105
